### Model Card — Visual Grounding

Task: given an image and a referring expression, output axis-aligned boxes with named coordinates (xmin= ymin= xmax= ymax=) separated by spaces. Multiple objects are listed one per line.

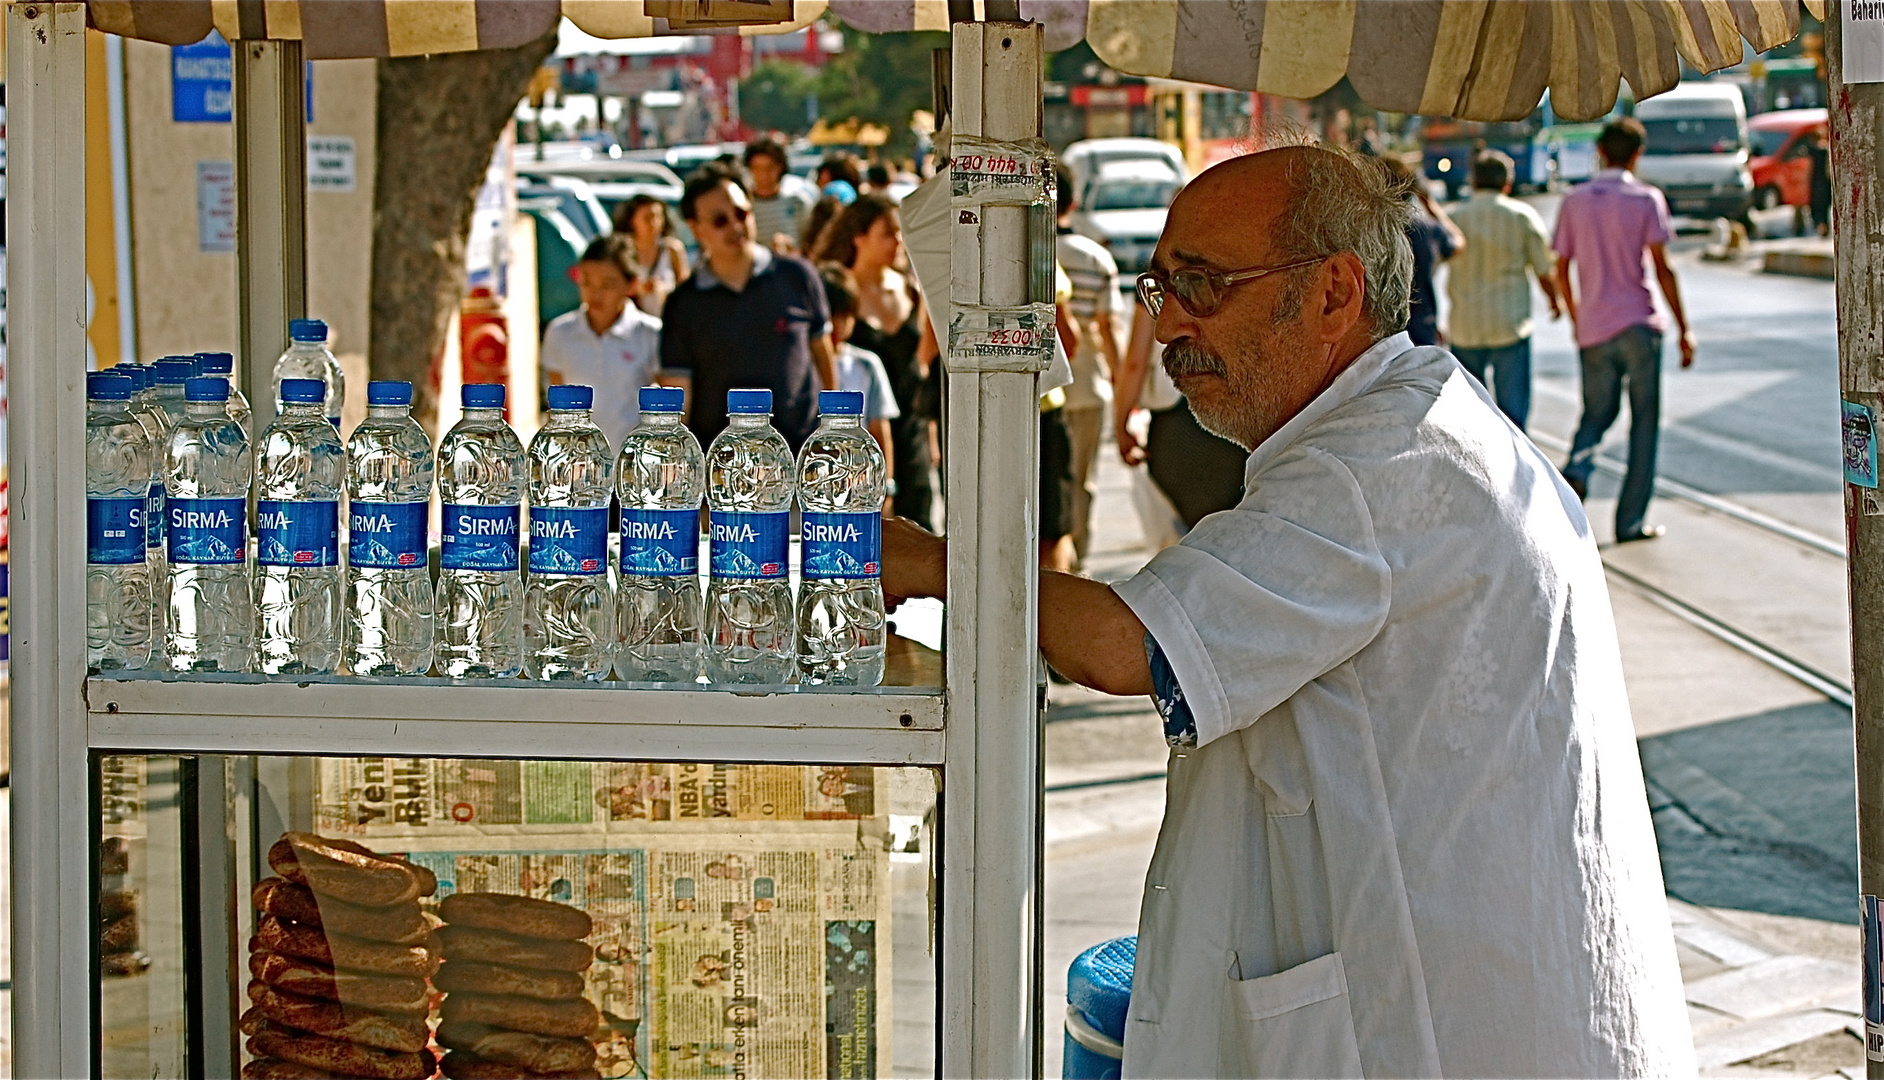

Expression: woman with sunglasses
xmin=611 ymin=194 xmax=689 ymax=318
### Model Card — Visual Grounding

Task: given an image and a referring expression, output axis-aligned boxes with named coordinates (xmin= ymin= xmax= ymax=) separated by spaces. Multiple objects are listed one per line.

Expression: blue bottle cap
xmin=727 ymin=388 xmax=773 ymax=414
xmin=818 ymin=390 xmax=865 ymax=416
xmin=547 ymin=384 xmax=593 ymax=411
xmin=639 ymin=386 xmax=685 ymax=413
xmin=88 ymin=372 xmax=134 ymax=401
xmin=280 ymin=378 xmax=325 ymax=404
xmin=153 ymin=358 xmax=197 ymax=385
xmin=368 ymin=380 xmax=413 ymax=407
xmin=116 ymin=364 xmax=149 ymax=392
xmin=185 ymin=376 xmax=231 ymax=403
xmin=462 ymin=383 xmax=507 ymax=409
xmin=288 ymin=318 xmax=328 ymax=343
xmin=196 ymin=351 xmax=235 ymax=375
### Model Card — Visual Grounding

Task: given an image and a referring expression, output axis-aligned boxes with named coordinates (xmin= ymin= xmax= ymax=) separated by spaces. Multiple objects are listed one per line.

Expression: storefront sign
xmin=307 ymin=136 xmax=356 ymax=192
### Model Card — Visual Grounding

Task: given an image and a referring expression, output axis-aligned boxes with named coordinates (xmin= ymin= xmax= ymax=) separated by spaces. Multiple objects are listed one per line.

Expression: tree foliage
xmin=740 ymin=58 xmax=820 ymax=136
xmin=741 ymin=27 xmax=947 ymax=156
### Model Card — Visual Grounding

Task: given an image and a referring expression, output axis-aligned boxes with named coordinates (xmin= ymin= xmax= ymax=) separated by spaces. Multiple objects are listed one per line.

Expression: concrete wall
xmin=122 ymin=43 xmax=376 ymax=429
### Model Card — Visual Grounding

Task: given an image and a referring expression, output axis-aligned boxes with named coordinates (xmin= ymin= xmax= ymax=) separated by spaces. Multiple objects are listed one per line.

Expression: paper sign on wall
xmin=196 ymin=161 xmax=236 ymax=254
xmin=307 ymin=136 xmax=356 ymax=192
xmin=1848 ymin=0 xmax=1884 ymax=83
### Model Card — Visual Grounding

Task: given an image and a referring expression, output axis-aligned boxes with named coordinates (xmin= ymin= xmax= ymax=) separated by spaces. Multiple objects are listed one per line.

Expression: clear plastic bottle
xmin=273 ymin=318 xmax=345 ymax=429
xmin=438 ymin=383 xmax=526 ymax=678
xmin=150 ymin=356 xmax=197 ymax=430
xmin=165 ymin=376 xmax=253 ymax=672
xmin=119 ymin=364 xmax=170 ymax=586
xmin=87 ymin=372 xmax=154 ymax=672
xmin=615 ymin=386 xmax=704 ymax=683
xmin=252 ymin=378 xmax=344 ymax=675
xmin=705 ymin=389 xmax=796 ymax=684
xmin=194 ymin=351 xmax=251 ymax=440
xmin=796 ymin=390 xmax=888 ymax=685
xmin=525 ymin=384 xmax=615 ymax=680
xmin=346 ymin=380 xmax=435 ymax=676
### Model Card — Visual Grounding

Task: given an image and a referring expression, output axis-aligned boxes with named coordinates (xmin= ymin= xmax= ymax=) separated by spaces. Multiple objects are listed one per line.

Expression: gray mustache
xmin=1163 ymin=340 xmax=1225 ymax=379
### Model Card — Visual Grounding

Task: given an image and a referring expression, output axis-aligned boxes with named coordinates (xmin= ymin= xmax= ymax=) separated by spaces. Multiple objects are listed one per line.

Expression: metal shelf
xmin=86 ymin=673 xmax=947 ymax=764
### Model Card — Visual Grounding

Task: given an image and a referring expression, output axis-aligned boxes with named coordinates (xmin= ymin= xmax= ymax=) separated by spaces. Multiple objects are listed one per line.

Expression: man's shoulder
xmin=1056 ymin=232 xmax=1116 ymax=271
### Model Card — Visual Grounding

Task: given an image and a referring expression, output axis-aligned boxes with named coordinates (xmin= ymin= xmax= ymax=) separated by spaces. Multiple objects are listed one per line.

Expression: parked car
xmin=519 ymin=198 xmax=587 ymax=331
xmin=516 ymin=175 xmax=612 ymax=243
xmin=1069 ymin=160 xmax=1183 ymax=277
xmin=516 ymin=158 xmax=684 ymax=202
xmin=1061 ymin=137 xmax=1187 ymax=197
xmin=1632 ymin=81 xmax=1754 ymax=224
xmin=1748 ymin=107 xmax=1827 ymax=210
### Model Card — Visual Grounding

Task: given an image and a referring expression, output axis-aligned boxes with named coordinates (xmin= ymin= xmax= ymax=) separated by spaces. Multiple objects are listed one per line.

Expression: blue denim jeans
xmin=1563 ymin=324 xmax=1663 ymax=538
xmin=1454 ymin=339 xmax=1532 ymax=431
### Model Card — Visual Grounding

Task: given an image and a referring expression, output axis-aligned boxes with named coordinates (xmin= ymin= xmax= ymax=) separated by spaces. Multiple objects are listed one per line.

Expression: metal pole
xmin=5 ymin=5 xmax=95 ymax=1077
xmin=232 ymin=37 xmax=309 ymax=429
xmin=939 ymin=19 xmax=1044 ymax=1080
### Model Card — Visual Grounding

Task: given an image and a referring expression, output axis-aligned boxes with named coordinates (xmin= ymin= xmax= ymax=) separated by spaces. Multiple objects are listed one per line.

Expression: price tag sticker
xmin=950 ymin=135 xmax=1055 ymax=207
xmin=948 ymin=304 xmax=1057 ymax=373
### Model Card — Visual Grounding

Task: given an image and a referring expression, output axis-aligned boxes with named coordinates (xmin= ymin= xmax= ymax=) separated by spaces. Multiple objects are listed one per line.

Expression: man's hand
xmin=1117 ymin=416 xmax=1147 ymax=466
xmin=882 ymin=517 xmax=947 ymax=610
xmin=1678 ymin=330 xmax=1696 ymax=368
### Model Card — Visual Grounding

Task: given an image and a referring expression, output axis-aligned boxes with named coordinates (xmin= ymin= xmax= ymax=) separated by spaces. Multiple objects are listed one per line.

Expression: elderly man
xmin=883 ymin=145 xmax=1692 ymax=1077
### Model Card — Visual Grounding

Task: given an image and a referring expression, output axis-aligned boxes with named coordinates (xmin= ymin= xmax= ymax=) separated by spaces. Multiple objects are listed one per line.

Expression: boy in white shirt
xmin=540 ymin=234 xmax=667 ymax=449
xmin=818 ymin=264 xmax=899 ymax=476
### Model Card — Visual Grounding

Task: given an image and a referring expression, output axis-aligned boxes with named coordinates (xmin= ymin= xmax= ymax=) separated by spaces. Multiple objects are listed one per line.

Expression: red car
xmin=1749 ymin=108 xmax=1827 ymax=209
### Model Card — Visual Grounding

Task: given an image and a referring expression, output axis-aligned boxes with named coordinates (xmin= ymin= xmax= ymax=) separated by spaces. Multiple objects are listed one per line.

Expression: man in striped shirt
xmin=1056 ymin=166 xmax=1127 ymax=565
xmin=1446 ymin=150 xmax=1560 ymax=431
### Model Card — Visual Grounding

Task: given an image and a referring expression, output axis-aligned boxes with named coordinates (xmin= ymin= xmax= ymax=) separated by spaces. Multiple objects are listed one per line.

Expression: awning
xmin=85 ymin=0 xmax=1820 ymax=121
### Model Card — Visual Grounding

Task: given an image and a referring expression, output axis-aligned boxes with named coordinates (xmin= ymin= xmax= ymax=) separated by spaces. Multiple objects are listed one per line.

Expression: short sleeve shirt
xmin=539 ymin=305 xmax=663 ymax=450
xmin=1552 ymin=168 xmax=1673 ymax=348
xmin=1056 ymin=231 xmax=1125 ymax=408
xmin=1447 ymin=189 xmax=1555 ymax=349
xmin=833 ymin=343 xmax=901 ymax=423
xmin=661 ymin=246 xmax=831 ymax=450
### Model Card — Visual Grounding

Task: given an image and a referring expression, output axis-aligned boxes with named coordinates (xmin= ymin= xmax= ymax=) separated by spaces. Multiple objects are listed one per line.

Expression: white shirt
xmin=540 ymin=304 xmax=663 ymax=450
xmin=1057 ymin=231 xmax=1124 ymax=410
xmin=1113 ymin=334 xmax=1692 ymax=1078
xmin=833 ymin=342 xmax=900 ymax=423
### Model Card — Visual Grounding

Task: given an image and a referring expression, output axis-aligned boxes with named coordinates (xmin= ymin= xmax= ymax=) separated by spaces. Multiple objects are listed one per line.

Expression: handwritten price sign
xmin=950 ymin=135 xmax=1055 ymax=206
xmin=949 ymin=304 xmax=1057 ymax=373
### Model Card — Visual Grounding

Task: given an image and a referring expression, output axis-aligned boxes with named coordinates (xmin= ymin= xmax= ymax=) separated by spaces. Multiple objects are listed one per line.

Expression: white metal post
xmin=6 ymin=5 xmax=95 ymax=1076
xmin=232 ymin=37 xmax=308 ymax=427
xmin=940 ymin=20 xmax=1044 ymax=1080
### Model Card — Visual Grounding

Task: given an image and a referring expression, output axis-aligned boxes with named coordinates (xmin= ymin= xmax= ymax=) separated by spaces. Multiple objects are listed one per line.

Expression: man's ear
xmin=1318 ymin=252 xmax=1367 ymax=344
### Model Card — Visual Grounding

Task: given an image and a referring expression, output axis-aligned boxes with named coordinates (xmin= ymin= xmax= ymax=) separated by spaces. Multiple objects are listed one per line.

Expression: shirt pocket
xmin=1218 ymin=952 xmax=1364 ymax=1078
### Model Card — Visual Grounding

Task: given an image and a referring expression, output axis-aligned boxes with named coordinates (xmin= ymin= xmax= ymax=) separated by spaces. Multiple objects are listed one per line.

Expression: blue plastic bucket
xmin=1064 ymin=935 xmax=1135 ymax=1079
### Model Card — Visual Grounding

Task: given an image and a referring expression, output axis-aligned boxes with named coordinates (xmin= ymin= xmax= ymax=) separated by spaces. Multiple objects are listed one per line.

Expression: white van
xmin=1631 ymin=81 xmax=1753 ymax=222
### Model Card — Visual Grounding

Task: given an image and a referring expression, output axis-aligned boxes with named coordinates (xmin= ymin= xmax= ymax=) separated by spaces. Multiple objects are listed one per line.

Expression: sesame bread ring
xmin=438 ymin=1050 xmax=603 ymax=1079
xmin=267 ymin=833 xmax=436 ymax=907
xmin=439 ymin=893 xmax=592 ymax=941
xmin=245 ymin=1021 xmax=435 ymax=1080
xmin=255 ymin=915 xmax=440 ymax=979
xmin=440 ymin=991 xmax=600 ymax=1039
xmin=435 ymin=925 xmax=593 ymax=972
xmin=244 ymin=984 xmax=431 ymax=1053
xmin=252 ymin=877 xmax=433 ymax=945
xmin=434 ymin=961 xmax=586 ymax=1002
xmin=248 ymin=950 xmax=429 ymax=1014
xmin=436 ymin=1020 xmax=599 ymax=1072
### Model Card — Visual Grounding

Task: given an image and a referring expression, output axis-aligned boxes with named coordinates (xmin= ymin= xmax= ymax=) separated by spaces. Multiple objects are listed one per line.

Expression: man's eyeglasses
xmin=1135 ymin=257 xmax=1324 ymax=318
xmin=707 ymin=205 xmax=751 ymax=232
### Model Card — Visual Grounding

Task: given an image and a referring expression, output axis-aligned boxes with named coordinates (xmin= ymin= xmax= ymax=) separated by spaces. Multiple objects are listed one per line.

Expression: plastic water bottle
xmin=705 ymin=389 xmax=795 ymax=684
xmin=525 ymin=384 xmax=614 ymax=681
xmin=273 ymin=318 xmax=345 ymax=428
xmin=87 ymin=372 xmax=154 ymax=672
xmin=796 ymin=390 xmax=888 ymax=686
xmin=119 ymin=365 xmax=169 ymax=581
xmin=150 ymin=356 xmax=197 ymax=430
xmin=252 ymin=378 xmax=344 ymax=675
xmin=346 ymin=381 xmax=435 ymax=676
xmin=195 ymin=351 xmax=251 ymax=440
xmin=616 ymin=386 xmax=704 ymax=683
xmin=437 ymin=384 xmax=526 ymax=678
xmin=165 ymin=377 xmax=253 ymax=672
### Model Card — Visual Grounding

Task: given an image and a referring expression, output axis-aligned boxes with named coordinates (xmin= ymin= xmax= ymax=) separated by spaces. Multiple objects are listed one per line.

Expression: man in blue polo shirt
xmin=662 ymin=170 xmax=838 ymax=450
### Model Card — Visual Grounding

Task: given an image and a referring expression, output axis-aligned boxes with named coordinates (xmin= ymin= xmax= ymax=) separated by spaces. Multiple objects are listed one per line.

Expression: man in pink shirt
xmin=1554 ymin=117 xmax=1695 ymax=542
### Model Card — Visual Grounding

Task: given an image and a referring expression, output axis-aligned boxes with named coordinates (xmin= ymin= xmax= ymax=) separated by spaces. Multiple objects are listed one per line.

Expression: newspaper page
xmin=305 ymin=758 xmax=896 ymax=1080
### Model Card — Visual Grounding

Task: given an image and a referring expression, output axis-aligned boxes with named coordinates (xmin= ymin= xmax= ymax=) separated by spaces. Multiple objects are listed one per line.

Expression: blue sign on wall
xmin=171 ymin=31 xmax=313 ymax=124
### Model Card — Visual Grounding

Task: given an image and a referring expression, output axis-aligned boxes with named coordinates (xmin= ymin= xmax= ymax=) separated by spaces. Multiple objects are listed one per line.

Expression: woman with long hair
xmin=811 ymin=194 xmax=940 ymax=528
xmin=612 ymin=193 xmax=690 ymax=317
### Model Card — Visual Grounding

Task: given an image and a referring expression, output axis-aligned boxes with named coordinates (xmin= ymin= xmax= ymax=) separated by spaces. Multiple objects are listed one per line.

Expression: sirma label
xmin=167 ymin=497 xmax=246 ymax=565
xmin=621 ymin=508 xmax=699 ymax=576
xmin=146 ymin=482 xmax=165 ymax=551
xmin=348 ymin=501 xmax=427 ymax=569
xmin=441 ymin=503 xmax=519 ymax=572
xmin=257 ymin=499 xmax=340 ymax=567
xmin=529 ymin=506 xmax=608 ymax=576
xmin=801 ymin=512 xmax=881 ymax=580
xmin=88 ymin=496 xmax=147 ymax=565
xmin=710 ymin=510 xmax=788 ymax=580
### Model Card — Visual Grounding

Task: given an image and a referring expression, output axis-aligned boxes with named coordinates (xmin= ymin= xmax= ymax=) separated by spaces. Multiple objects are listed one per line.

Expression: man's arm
xmin=1113 ymin=304 xmax=1152 ymax=465
xmin=1554 ymin=255 xmax=1578 ymax=328
xmin=882 ymin=517 xmax=1152 ymax=696
xmin=809 ymin=333 xmax=839 ymax=392
xmin=1648 ymin=243 xmax=1696 ymax=368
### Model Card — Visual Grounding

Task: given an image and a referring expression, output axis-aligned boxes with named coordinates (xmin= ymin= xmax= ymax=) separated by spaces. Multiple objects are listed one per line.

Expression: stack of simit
xmin=435 ymin=892 xmax=602 ymax=1079
xmin=241 ymin=832 xmax=441 ymax=1080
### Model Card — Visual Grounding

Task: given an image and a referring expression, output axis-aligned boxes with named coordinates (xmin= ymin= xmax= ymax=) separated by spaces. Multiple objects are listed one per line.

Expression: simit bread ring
xmin=248 ymin=950 xmax=429 ymax=1014
xmin=245 ymin=1020 xmax=436 ymax=1080
xmin=434 ymin=960 xmax=586 ymax=1002
xmin=439 ymin=893 xmax=592 ymax=941
xmin=440 ymin=991 xmax=600 ymax=1038
xmin=254 ymin=915 xmax=440 ymax=979
xmin=436 ymin=1021 xmax=598 ymax=1072
xmin=268 ymin=833 xmax=436 ymax=907
xmin=252 ymin=877 xmax=432 ymax=945
xmin=240 ymin=1059 xmax=344 ymax=1080
xmin=244 ymin=984 xmax=431 ymax=1053
xmin=435 ymin=925 xmax=593 ymax=972
xmin=438 ymin=1050 xmax=603 ymax=1079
